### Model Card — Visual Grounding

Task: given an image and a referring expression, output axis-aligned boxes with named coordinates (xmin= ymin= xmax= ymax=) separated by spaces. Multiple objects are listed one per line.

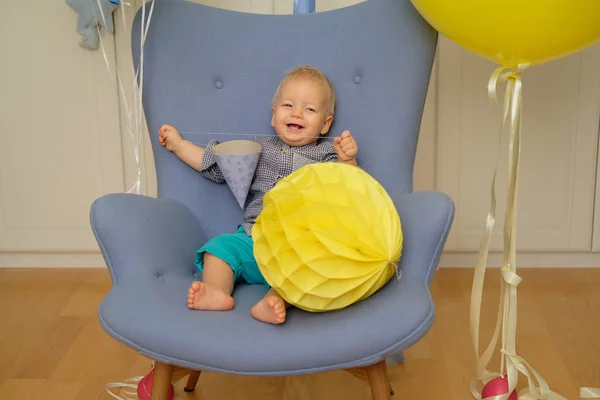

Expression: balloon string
xmin=389 ymin=261 xmax=402 ymax=281
xmin=105 ymin=376 xmax=144 ymax=400
xmin=581 ymin=388 xmax=600 ymax=399
xmin=176 ymin=131 xmax=338 ymax=147
xmin=178 ymin=131 xmax=337 ymax=140
xmin=95 ymin=0 xmax=155 ymax=195
xmin=469 ymin=65 xmax=567 ymax=400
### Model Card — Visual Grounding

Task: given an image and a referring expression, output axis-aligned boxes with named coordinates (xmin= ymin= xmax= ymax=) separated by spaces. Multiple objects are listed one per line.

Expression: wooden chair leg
xmin=344 ymin=360 xmax=393 ymax=398
xmin=172 ymin=367 xmax=192 ymax=383
xmin=385 ymin=363 xmax=394 ymax=396
xmin=150 ymin=362 xmax=174 ymax=400
xmin=366 ymin=360 xmax=392 ymax=400
xmin=184 ymin=370 xmax=202 ymax=392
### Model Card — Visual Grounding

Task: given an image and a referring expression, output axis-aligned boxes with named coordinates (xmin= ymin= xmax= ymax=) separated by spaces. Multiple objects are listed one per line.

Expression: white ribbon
xmin=94 ymin=0 xmax=155 ymax=195
xmin=105 ymin=376 xmax=144 ymax=400
xmin=388 ymin=261 xmax=402 ymax=281
xmin=469 ymin=65 xmax=566 ymax=400
xmin=581 ymin=388 xmax=600 ymax=399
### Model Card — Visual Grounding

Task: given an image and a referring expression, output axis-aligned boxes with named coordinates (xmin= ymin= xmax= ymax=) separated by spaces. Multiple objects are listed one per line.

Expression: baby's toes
xmin=268 ymin=297 xmax=280 ymax=308
xmin=277 ymin=309 xmax=286 ymax=322
xmin=187 ymin=293 xmax=196 ymax=304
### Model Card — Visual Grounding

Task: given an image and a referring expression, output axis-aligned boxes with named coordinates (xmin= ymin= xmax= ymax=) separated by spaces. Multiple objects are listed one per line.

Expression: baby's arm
xmin=159 ymin=125 xmax=205 ymax=171
xmin=159 ymin=124 xmax=226 ymax=183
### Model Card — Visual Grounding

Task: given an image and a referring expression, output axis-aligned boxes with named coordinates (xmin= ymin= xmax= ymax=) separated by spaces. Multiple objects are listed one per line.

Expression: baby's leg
xmin=188 ymin=253 xmax=235 ymax=311
xmin=251 ymin=288 xmax=290 ymax=324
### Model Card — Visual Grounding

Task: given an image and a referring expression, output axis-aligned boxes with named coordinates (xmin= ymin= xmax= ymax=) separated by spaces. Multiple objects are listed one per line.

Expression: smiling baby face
xmin=271 ymin=66 xmax=335 ymax=147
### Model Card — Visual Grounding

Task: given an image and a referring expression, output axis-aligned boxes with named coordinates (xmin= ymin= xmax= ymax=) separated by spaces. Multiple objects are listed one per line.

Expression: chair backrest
xmin=132 ymin=0 xmax=437 ymax=238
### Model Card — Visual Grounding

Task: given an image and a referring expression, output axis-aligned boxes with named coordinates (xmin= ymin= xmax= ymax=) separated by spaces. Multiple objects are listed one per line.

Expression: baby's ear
xmin=320 ymin=115 xmax=333 ymax=135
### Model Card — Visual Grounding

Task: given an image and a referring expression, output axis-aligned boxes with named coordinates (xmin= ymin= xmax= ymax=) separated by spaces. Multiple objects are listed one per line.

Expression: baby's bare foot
xmin=251 ymin=292 xmax=287 ymax=324
xmin=187 ymin=281 xmax=234 ymax=311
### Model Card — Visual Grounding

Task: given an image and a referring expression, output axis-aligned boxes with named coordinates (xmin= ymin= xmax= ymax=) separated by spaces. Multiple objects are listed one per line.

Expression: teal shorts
xmin=195 ymin=226 xmax=269 ymax=288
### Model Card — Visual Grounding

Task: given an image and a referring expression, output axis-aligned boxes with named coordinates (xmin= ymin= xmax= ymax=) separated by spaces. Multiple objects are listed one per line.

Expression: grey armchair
xmin=90 ymin=0 xmax=455 ymax=398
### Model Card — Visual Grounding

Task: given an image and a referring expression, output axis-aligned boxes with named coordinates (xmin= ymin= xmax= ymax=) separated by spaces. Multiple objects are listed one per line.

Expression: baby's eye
xmin=282 ymin=103 xmax=292 ymax=107
xmin=306 ymin=107 xmax=316 ymax=112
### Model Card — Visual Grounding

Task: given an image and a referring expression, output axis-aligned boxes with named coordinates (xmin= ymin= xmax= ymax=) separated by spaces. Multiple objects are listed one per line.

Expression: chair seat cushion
xmin=98 ymin=274 xmax=433 ymax=375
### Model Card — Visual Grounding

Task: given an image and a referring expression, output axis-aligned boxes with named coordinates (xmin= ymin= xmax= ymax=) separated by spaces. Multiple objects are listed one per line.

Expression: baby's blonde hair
xmin=271 ymin=65 xmax=336 ymax=116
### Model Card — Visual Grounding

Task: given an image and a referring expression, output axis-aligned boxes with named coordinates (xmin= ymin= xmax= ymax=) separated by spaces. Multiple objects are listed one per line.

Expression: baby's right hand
xmin=158 ymin=124 xmax=183 ymax=152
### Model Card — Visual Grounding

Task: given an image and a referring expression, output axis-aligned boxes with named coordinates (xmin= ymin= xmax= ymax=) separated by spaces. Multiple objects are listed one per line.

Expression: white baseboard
xmin=1 ymin=251 xmax=599 ymax=269
xmin=0 ymin=252 xmax=107 ymax=268
xmin=439 ymin=251 xmax=600 ymax=268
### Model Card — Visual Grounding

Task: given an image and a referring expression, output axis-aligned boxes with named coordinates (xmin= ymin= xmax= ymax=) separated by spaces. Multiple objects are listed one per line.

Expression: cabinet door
xmin=437 ymin=37 xmax=600 ymax=252
xmin=0 ymin=1 xmax=124 ymax=251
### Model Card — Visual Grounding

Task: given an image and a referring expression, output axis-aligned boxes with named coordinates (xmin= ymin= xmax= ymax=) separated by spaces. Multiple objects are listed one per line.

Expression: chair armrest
xmin=90 ymin=193 xmax=209 ymax=284
xmin=393 ymin=190 xmax=455 ymax=286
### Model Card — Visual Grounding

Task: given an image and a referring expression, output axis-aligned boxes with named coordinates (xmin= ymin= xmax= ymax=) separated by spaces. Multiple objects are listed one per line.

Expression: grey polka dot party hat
xmin=212 ymin=140 xmax=262 ymax=208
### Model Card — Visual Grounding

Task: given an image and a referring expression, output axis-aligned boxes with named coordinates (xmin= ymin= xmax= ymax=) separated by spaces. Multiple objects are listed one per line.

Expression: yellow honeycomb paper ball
xmin=252 ymin=162 xmax=403 ymax=312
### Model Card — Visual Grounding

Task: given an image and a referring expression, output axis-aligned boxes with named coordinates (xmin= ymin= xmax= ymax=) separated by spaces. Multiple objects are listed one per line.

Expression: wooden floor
xmin=0 ymin=267 xmax=598 ymax=399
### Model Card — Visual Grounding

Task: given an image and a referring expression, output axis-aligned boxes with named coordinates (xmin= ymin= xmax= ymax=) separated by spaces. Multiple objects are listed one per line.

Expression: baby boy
xmin=158 ymin=65 xmax=358 ymax=324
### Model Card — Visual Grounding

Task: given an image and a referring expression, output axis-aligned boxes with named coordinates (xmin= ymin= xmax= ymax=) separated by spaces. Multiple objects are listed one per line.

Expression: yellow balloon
xmin=410 ymin=0 xmax=600 ymax=67
xmin=252 ymin=163 xmax=403 ymax=312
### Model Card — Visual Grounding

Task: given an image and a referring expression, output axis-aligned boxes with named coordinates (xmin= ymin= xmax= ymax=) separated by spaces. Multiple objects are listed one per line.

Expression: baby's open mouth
xmin=287 ymin=123 xmax=304 ymax=130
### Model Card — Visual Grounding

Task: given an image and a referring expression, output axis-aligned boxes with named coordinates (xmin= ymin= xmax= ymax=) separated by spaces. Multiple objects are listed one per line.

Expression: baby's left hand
xmin=334 ymin=130 xmax=358 ymax=162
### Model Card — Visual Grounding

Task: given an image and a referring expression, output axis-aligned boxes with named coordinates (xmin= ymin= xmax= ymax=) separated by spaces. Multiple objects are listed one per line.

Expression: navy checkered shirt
xmin=200 ymin=135 xmax=339 ymax=236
